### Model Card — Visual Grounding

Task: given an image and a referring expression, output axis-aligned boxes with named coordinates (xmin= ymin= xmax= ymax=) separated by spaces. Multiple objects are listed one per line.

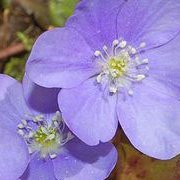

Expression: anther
xmin=113 ymin=40 xmax=119 ymax=46
xmin=139 ymin=42 xmax=146 ymax=48
xmin=109 ymin=86 xmax=118 ymax=93
xmin=128 ymin=90 xmax=134 ymax=96
xmin=28 ymin=131 xmax=34 ymax=138
xmin=18 ymin=123 xmax=24 ymax=129
xmin=33 ymin=115 xmax=44 ymax=122
xmin=28 ymin=147 xmax=34 ymax=154
xmin=17 ymin=129 xmax=24 ymax=136
xmin=94 ymin=50 xmax=101 ymax=57
xmin=130 ymin=48 xmax=137 ymax=55
xmin=142 ymin=58 xmax=149 ymax=64
xmin=119 ymin=41 xmax=127 ymax=48
xmin=50 ymin=153 xmax=57 ymax=159
xmin=103 ymin=45 xmax=108 ymax=51
xmin=136 ymin=75 xmax=146 ymax=81
xmin=41 ymin=127 xmax=48 ymax=134
xmin=46 ymin=134 xmax=56 ymax=141
xmin=22 ymin=119 xmax=27 ymax=126
xmin=96 ymin=74 xmax=102 ymax=83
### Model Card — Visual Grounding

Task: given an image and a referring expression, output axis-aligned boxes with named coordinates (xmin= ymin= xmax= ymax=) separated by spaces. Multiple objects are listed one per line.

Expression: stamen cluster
xmin=94 ymin=39 xmax=149 ymax=95
xmin=17 ymin=111 xmax=73 ymax=159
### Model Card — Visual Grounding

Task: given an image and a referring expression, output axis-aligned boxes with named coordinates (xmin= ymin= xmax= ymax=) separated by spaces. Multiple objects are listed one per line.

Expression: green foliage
xmin=3 ymin=0 xmax=79 ymax=81
xmin=0 ymin=0 xmax=11 ymax=9
xmin=49 ymin=0 xmax=78 ymax=26
xmin=4 ymin=55 xmax=27 ymax=81
xmin=17 ymin=32 xmax=34 ymax=51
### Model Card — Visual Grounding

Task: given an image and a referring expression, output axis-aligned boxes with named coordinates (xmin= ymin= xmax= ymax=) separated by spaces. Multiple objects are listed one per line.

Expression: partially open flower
xmin=0 ymin=74 xmax=117 ymax=180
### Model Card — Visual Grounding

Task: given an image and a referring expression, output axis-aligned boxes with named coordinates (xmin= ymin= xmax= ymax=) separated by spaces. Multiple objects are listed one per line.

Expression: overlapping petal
xmin=116 ymin=0 xmax=180 ymax=49
xmin=21 ymin=155 xmax=56 ymax=180
xmin=67 ymin=0 xmax=180 ymax=50
xmin=141 ymin=33 xmax=180 ymax=99
xmin=66 ymin=0 xmax=125 ymax=50
xmin=26 ymin=28 xmax=99 ymax=89
xmin=0 ymin=74 xmax=32 ymax=131
xmin=53 ymin=138 xmax=117 ymax=180
xmin=117 ymin=80 xmax=180 ymax=159
xmin=23 ymin=74 xmax=60 ymax=114
xmin=59 ymin=78 xmax=118 ymax=145
xmin=0 ymin=128 xmax=29 ymax=180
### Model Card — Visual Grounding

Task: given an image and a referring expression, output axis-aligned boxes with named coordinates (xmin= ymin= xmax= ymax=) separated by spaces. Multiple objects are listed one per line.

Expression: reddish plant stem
xmin=0 ymin=43 xmax=25 ymax=61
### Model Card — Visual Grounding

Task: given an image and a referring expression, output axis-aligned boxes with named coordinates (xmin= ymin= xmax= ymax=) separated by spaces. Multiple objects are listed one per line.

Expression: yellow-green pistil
xmin=34 ymin=126 xmax=57 ymax=148
xmin=108 ymin=57 xmax=127 ymax=78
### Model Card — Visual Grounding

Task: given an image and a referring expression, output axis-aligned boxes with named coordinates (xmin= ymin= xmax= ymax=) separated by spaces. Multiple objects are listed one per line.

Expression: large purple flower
xmin=0 ymin=74 xmax=117 ymax=180
xmin=26 ymin=0 xmax=180 ymax=159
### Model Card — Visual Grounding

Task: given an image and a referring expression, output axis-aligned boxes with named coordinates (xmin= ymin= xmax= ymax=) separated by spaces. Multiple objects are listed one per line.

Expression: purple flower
xmin=26 ymin=0 xmax=180 ymax=159
xmin=0 ymin=74 xmax=117 ymax=180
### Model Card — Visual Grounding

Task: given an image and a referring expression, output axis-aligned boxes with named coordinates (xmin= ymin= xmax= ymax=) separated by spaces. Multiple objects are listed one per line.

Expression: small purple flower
xmin=0 ymin=74 xmax=117 ymax=180
xmin=26 ymin=0 xmax=180 ymax=159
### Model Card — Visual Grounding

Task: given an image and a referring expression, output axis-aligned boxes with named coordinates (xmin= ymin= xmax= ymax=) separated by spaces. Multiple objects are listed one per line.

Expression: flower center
xmin=17 ymin=111 xmax=73 ymax=159
xmin=108 ymin=55 xmax=128 ymax=78
xmin=33 ymin=126 xmax=58 ymax=149
xmin=94 ymin=39 xmax=149 ymax=95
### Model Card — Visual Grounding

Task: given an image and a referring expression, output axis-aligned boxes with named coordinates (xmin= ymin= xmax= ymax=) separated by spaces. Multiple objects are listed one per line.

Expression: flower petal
xmin=26 ymin=27 xmax=99 ymax=88
xmin=21 ymin=154 xmax=56 ymax=180
xmin=58 ymin=78 xmax=118 ymax=145
xmin=0 ymin=128 xmax=29 ymax=180
xmin=117 ymin=79 xmax=180 ymax=159
xmin=116 ymin=0 xmax=180 ymax=49
xmin=53 ymin=138 xmax=117 ymax=180
xmin=142 ymin=33 xmax=180 ymax=99
xmin=0 ymin=74 xmax=31 ymax=131
xmin=23 ymin=74 xmax=60 ymax=114
xmin=66 ymin=0 xmax=125 ymax=50
xmin=67 ymin=0 xmax=180 ymax=50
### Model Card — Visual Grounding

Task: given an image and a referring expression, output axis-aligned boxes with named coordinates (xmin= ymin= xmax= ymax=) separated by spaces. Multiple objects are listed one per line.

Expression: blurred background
xmin=0 ymin=0 xmax=179 ymax=179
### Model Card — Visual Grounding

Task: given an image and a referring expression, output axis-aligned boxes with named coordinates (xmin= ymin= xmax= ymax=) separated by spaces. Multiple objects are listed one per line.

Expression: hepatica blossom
xmin=0 ymin=74 xmax=117 ymax=180
xmin=26 ymin=0 xmax=180 ymax=159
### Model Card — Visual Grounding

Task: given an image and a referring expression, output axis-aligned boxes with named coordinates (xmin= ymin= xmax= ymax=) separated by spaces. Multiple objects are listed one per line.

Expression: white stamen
xmin=50 ymin=153 xmax=57 ymax=159
xmin=17 ymin=129 xmax=24 ymax=136
xmin=136 ymin=75 xmax=146 ymax=81
xmin=103 ymin=45 xmax=108 ymax=51
xmin=130 ymin=48 xmax=137 ymax=54
xmin=109 ymin=86 xmax=118 ymax=93
xmin=111 ymin=70 xmax=119 ymax=78
xmin=113 ymin=39 xmax=119 ymax=46
xmin=22 ymin=119 xmax=27 ymax=126
xmin=46 ymin=134 xmax=55 ymax=141
xmin=119 ymin=41 xmax=127 ymax=48
xmin=17 ymin=111 xmax=73 ymax=159
xmin=41 ymin=127 xmax=48 ymax=134
xmin=33 ymin=115 xmax=43 ymax=122
xmin=139 ymin=42 xmax=146 ymax=48
xmin=94 ymin=50 xmax=101 ymax=57
xmin=28 ymin=131 xmax=34 ymax=138
xmin=53 ymin=121 xmax=59 ymax=128
xmin=135 ymin=56 xmax=140 ymax=64
xmin=142 ymin=58 xmax=149 ymax=64
xmin=96 ymin=74 xmax=102 ymax=83
xmin=66 ymin=132 xmax=74 ymax=141
xmin=28 ymin=147 xmax=34 ymax=154
xmin=18 ymin=123 xmax=24 ymax=129
xmin=94 ymin=38 xmax=148 ymax=96
xmin=128 ymin=90 xmax=134 ymax=96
